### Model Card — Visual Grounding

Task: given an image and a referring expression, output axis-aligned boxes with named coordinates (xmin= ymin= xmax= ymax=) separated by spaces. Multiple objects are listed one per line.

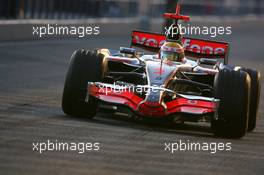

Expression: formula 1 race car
xmin=62 ymin=5 xmax=261 ymax=138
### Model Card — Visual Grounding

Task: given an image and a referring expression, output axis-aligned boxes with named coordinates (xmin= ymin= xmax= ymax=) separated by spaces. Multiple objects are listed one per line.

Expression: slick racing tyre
xmin=242 ymin=68 xmax=261 ymax=132
xmin=212 ymin=69 xmax=251 ymax=138
xmin=62 ymin=49 xmax=108 ymax=118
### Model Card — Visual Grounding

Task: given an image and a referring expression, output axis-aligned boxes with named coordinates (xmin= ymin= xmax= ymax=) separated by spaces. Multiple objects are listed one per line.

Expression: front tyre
xmin=212 ymin=69 xmax=251 ymax=138
xmin=62 ymin=49 xmax=107 ymax=118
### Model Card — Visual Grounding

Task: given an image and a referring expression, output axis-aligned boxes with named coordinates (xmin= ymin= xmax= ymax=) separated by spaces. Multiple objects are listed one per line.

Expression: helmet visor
xmin=160 ymin=51 xmax=179 ymax=61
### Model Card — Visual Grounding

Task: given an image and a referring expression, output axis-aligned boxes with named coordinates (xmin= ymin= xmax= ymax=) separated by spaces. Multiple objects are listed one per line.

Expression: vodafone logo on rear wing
xmin=131 ymin=31 xmax=229 ymax=63
xmin=131 ymin=31 xmax=166 ymax=48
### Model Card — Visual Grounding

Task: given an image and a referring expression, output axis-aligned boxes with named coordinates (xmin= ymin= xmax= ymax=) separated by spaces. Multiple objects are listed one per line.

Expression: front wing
xmin=88 ymin=82 xmax=219 ymax=117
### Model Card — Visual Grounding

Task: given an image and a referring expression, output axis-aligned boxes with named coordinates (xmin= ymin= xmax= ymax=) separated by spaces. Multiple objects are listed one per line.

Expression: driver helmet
xmin=160 ymin=42 xmax=185 ymax=62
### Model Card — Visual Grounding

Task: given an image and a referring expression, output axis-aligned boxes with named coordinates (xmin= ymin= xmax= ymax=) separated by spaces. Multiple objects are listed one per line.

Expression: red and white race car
xmin=62 ymin=5 xmax=261 ymax=138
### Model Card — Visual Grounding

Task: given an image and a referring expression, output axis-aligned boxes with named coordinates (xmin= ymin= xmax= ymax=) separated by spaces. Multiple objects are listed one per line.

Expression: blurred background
xmin=0 ymin=0 xmax=263 ymax=20
xmin=0 ymin=0 xmax=263 ymax=41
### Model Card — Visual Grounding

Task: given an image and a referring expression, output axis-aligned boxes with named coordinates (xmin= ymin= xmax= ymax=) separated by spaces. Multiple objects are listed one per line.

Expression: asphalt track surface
xmin=0 ymin=22 xmax=264 ymax=175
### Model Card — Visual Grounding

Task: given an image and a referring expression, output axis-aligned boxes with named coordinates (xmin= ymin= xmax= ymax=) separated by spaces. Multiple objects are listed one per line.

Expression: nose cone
xmin=138 ymin=61 xmax=175 ymax=116
xmin=146 ymin=61 xmax=175 ymax=88
xmin=137 ymin=101 xmax=166 ymax=117
xmin=143 ymin=60 xmax=175 ymax=103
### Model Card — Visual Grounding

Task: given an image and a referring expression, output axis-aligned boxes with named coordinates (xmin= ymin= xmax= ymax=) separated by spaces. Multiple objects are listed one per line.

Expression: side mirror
xmin=200 ymin=58 xmax=218 ymax=66
xmin=120 ymin=47 xmax=136 ymax=55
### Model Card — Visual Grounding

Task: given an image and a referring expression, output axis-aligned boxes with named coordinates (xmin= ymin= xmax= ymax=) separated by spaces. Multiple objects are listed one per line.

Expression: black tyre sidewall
xmin=212 ymin=69 xmax=250 ymax=138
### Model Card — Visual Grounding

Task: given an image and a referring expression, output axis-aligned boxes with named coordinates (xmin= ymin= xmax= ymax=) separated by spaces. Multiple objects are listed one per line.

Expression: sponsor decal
xmin=131 ymin=31 xmax=228 ymax=56
xmin=188 ymin=100 xmax=198 ymax=105
xmin=153 ymin=67 xmax=165 ymax=75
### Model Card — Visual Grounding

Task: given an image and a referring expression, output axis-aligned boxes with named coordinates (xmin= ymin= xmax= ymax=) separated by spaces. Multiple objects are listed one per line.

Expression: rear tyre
xmin=211 ymin=69 xmax=251 ymax=138
xmin=242 ymin=68 xmax=261 ymax=131
xmin=62 ymin=49 xmax=107 ymax=118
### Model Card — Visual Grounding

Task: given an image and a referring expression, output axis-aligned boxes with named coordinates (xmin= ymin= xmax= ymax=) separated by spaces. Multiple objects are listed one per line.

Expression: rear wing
xmin=131 ymin=30 xmax=229 ymax=64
